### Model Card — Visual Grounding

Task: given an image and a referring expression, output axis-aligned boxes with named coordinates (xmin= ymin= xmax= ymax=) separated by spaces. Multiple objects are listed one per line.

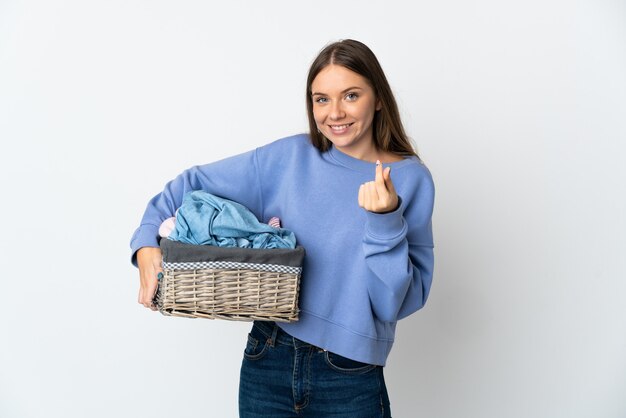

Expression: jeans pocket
xmin=243 ymin=327 xmax=270 ymax=361
xmin=324 ymin=351 xmax=377 ymax=374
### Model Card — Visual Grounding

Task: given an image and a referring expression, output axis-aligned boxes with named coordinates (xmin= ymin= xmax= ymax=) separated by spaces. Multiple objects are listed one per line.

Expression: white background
xmin=1 ymin=1 xmax=625 ymax=417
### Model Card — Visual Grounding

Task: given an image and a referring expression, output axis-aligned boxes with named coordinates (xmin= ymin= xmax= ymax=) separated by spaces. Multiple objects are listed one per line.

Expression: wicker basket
xmin=153 ymin=238 xmax=305 ymax=322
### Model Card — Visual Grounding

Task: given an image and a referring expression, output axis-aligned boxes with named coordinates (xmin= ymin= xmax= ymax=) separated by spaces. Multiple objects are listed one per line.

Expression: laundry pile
xmin=159 ymin=190 xmax=296 ymax=249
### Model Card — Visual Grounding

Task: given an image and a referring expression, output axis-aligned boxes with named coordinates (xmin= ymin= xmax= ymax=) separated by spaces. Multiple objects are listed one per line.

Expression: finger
xmin=358 ymin=184 xmax=364 ymax=208
xmin=136 ymin=247 xmax=162 ymax=311
xmin=149 ymin=254 xmax=163 ymax=304
xmin=148 ymin=273 xmax=159 ymax=304
xmin=367 ymin=181 xmax=379 ymax=207
xmin=142 ymin=292 xmax=154 ymax=308
xmin=153 ymin=267 xmax=163 ymax=299
xmin=138 ymin=268 xmax=151 ymax=305
xmin=375 ymin=167 xmax=390 ymax=200
xmin=375 ymin=160 xmax=384 ymax=186
xmin=384 ymin=167 xmax=397 ymax=195
xmin=144 ymin=298 xmax=157 ymax=310
xmin=362 ymin=182 xmax=372 ymax=210
xmin=139 ymin=272 xmax=158 ymax=308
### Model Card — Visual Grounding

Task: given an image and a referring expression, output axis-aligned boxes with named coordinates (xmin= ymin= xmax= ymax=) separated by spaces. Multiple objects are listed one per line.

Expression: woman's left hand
xmin=358 ymin=160 xmax=399 ymax=213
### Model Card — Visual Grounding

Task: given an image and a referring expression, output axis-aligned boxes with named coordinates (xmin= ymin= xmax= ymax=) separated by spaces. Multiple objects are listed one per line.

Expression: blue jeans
xmin=239 ymin=321 xmax=392 ymax=417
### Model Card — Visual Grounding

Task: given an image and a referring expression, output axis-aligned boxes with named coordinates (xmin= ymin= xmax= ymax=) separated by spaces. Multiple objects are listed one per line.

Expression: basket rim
xmin=160 ymin=238 xmax=305 ymax=268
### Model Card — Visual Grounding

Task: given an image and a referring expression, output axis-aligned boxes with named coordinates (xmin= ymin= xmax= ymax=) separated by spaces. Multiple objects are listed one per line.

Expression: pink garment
xmin=268 ymin=217 xmax=281 ymax=228
xmin=158 ymin=217 xmax=176 ymax=238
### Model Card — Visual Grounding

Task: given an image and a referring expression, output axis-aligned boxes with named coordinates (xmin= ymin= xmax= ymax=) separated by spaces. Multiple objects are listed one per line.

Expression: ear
xmin=375 ymin=99 xmax=382 ymax=111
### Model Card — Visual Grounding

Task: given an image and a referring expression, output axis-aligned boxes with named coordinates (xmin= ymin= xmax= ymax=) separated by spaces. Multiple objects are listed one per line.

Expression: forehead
xmin=311 ymin=64 xmax=372 ymax=92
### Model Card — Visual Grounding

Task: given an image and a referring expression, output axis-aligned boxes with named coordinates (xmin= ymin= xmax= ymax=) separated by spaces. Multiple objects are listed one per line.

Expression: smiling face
xmin=311 ymin=64 xmax=381 ymax=159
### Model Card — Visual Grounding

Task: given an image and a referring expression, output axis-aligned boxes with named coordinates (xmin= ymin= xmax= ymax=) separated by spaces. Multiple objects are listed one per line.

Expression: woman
xmin=131 ymin=39 xmax=435 ymax=417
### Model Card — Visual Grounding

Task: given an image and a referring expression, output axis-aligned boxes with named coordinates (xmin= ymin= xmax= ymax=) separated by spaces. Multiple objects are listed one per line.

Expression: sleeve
xmin=361 ymin=168 xmax=435 ymax=322
xmin=129 ymin=148 xmax=264 ymax=267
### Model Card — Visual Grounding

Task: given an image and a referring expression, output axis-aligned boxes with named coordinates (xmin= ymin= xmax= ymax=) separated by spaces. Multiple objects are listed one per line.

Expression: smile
xmin=329 ymin=123 xmax=354 ymax=132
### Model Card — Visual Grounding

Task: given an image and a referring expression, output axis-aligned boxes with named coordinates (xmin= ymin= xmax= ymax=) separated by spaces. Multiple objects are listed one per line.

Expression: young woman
xmin=131 ymin=39 xmax=435 ymax=417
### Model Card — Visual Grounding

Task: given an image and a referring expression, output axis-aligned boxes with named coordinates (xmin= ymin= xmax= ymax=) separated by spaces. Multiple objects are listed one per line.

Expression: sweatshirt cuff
xmin=364 ymin=196 xmax=405 ymax=239
xmin=130 ymin=224 xmax=160 ymax=267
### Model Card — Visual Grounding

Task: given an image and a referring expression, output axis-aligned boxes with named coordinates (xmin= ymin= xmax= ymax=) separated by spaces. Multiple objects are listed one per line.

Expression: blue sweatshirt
xmin=130 ymin=134 xmax=435 ymax=366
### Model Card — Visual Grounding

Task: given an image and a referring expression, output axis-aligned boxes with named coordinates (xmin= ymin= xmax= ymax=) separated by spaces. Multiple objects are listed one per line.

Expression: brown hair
xmin=306 ymin=39 xmax=418 ymax=158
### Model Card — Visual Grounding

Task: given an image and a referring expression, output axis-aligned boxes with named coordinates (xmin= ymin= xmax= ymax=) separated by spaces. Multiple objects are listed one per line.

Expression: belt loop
xmin=269 ymin=322 xmax=279 ymax=347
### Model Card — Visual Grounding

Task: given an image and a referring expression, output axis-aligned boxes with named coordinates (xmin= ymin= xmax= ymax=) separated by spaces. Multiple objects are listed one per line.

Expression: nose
xmin=329 ymin=100 xmax=345 ymax=121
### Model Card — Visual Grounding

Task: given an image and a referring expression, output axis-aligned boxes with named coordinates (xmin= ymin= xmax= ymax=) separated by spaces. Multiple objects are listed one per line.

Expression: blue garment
xmin=130 ymin=133 xmax=435 ymax=366
xmin=169 ymin=190 xmax=296 ymax=249
xmin=239 ymin=321 xmax=391 ymax=417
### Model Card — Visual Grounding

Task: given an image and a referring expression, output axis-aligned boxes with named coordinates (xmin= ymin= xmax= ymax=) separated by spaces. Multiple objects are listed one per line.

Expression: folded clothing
xmin=168 ymin=190 xmax=296 ymax=249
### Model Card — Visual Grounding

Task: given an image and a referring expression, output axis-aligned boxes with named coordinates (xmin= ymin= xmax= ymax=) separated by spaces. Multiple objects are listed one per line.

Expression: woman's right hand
xmin=137 ymin=246 xmax=163 ymax=311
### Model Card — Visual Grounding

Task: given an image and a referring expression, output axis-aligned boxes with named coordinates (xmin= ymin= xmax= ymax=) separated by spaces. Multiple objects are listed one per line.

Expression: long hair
xmin=306 ymin=39 xmax=418 ymax=158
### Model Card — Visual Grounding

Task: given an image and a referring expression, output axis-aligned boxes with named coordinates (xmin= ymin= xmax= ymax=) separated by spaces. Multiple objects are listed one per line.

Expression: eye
xmin=345 ymin=92 xmax=359 ymax=101
xmin=314 ymin=97 xmax=329 ymax=104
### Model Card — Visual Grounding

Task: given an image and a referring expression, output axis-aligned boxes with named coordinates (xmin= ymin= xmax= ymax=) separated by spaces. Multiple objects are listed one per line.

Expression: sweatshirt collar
xmin=327 ymin=144 xmax=416 ymax=173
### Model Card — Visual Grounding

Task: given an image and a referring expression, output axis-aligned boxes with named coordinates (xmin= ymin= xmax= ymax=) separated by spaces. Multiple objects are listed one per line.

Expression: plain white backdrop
xmin=1 ymin=1 xmax=625 ymax=417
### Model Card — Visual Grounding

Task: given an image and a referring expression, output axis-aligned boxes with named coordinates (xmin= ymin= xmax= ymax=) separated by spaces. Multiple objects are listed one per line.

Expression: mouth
xmin=328 ymin=123 xmax=354 ymax=132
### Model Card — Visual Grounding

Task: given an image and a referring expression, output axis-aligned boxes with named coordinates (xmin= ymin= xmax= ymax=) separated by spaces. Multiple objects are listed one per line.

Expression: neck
xmin=335 ymin=144 xmax=403 ymax=164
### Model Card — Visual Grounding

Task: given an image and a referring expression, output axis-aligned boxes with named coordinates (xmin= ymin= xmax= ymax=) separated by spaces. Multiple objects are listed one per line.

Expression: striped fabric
xmin=162 ymin=260 xmax=302 ymax=275
xmin=268 ymin=217 xmax=281 ymax=228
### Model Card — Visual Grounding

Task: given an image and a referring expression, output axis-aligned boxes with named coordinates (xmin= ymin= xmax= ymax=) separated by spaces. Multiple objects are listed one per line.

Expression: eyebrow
xmin=311 ymin=86 xmax=364 ymax=96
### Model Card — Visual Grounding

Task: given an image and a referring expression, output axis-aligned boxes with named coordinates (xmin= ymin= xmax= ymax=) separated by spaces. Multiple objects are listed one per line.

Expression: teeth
xmin=330 ymin=124 xmax=351 ymax=130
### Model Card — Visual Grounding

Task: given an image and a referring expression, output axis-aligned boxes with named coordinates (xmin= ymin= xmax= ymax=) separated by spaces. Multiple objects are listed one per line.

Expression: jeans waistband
xmin=252 ymin=320 xmax=323 ymax=350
